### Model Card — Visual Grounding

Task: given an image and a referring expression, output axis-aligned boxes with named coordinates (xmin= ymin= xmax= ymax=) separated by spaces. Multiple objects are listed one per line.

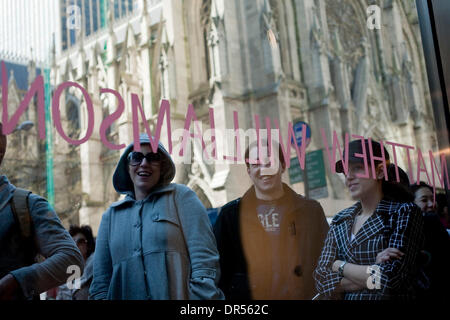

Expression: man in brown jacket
xmin=214 ymin=140 xmax=329 ymax=299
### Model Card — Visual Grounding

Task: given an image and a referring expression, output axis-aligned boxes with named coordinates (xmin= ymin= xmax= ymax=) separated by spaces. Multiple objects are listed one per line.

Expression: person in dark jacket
xmin=56 ymin=225 xmax=95 ymax=300
xmin=411 ymin=182 xmax=450 ymax=300
xmin=214 ymin=139 xmax=329 ymax=300
xmin=0 ymin=123 xmax=84 ymax=300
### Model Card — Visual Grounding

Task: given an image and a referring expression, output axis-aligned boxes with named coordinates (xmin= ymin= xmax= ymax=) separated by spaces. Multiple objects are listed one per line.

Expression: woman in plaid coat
xmin=314 ymin=139 xmax=424 ymax=300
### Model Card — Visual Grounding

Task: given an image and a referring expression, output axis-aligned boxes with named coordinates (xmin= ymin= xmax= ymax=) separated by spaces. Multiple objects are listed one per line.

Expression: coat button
xmin=294 ymin=265 xmax=302 ymax=277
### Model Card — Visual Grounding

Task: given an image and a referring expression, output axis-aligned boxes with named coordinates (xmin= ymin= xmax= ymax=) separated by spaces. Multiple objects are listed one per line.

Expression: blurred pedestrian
xmin=56 ymin=225 xmax=95 ymax=300
xmin=436 ymin=193 xmax=450 ymax=230
xmin=411 ymin=182 xmax=450 ymax=300
xmin=0 ymin=123 xmax=84 ymax=300
xmin=411 ymin=182 xmax=435 ymax=213
xmin=89 ymin=134 xmax=223 ymax=300
xmin=315 ymin=139 xmax=424 ymax=300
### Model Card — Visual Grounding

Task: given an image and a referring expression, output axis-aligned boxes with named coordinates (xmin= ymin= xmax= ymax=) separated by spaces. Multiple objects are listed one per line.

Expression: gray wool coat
xmin=89 ymin=134 xmax=223 ymax=300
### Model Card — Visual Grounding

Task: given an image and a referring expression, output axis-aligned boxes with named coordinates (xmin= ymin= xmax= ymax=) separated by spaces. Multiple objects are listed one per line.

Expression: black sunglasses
xmin=127 ymin=151 xmax=162 ymax=166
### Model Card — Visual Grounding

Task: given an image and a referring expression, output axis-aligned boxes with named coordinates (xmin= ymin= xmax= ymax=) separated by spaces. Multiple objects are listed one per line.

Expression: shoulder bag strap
xmin=11 ymin=188 xmax=32 ymax=239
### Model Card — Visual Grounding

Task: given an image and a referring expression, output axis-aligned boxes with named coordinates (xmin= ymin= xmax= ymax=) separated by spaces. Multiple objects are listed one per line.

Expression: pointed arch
xmin=187 ymin=177 xmax=216 ymax=209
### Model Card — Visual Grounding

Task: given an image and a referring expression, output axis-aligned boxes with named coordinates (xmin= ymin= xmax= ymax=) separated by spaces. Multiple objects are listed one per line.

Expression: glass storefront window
xmin=0 ymin=0 xmax=449 ymax=302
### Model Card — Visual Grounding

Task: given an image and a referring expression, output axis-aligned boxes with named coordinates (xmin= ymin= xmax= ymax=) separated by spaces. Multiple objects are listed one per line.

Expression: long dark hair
xmin=381 ymin=164 xmax=414 ymax=202
xmin=409 ymin=181 xmax=433 ymax=195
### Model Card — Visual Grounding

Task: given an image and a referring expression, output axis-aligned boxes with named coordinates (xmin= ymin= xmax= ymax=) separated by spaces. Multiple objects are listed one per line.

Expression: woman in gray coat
xmin=89 ymin=134 xmax=223 ymax=300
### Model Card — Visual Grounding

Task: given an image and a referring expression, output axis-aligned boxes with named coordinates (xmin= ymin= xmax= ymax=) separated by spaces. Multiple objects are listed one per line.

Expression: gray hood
xmin=112 ymin=133 xmax=176 ymax=195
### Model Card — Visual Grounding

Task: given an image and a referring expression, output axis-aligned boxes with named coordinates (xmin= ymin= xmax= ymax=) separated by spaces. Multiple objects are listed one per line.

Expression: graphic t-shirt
xmin=256 ymin=195 xmax=288 ymax=235
xmin=255 ymin=193 xmax=290 ymax=296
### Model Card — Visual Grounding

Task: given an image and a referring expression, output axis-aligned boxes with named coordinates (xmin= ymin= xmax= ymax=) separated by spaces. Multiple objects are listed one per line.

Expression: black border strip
xmin=427 ymin=0 xmax=450 ymax=134
xmin=416 ymin=0 xmax=450 ymax=193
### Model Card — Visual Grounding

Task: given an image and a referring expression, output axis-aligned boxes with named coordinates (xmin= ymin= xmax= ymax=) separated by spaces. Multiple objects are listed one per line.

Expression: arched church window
xmin=66 ymin=97 xmax=80 ymax=138
xmin=191 ymin=184 xmax=213 ymax=209
xmin=159 ymin=49 xmax=170 ymax=99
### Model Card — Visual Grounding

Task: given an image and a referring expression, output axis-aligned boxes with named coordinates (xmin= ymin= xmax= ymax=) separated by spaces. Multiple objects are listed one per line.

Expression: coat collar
xmin=332 ymin=198 xmax=394 ymax=224
xmin=0 ymin=175 xmax=15 ymax=211
xmin=240 ymin=183 xmax=305 ymax=214
xmin=332 ymin=202 xmax=361 ymax=224
xmin=333 ymin=199 xmax=395 ymax=253
xmin=349 ymin=211 xmax=385 ymax=251
xmin=110 ymin=183 xmax=176 ymax=208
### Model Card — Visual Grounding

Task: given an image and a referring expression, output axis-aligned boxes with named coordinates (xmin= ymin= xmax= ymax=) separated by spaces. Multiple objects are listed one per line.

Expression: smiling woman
xmin=314 ymin=139 xmax=424 ymax=300
xmin=127 ymin=147 xmax=163 ymax=200
xmin=89 ymin=133 xmax=224 ymax=300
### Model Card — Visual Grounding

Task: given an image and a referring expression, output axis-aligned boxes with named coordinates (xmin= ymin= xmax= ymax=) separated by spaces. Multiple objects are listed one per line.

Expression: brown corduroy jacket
xmin=214 ymin=184 xmax=329 ymax=300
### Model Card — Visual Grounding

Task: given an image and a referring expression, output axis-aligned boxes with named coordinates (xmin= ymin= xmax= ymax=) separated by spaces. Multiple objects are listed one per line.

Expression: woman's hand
xmin=375 ymin=248 xmax=404 ymax=264
xmin=337 ymin=277 xmax=365 ymax=293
